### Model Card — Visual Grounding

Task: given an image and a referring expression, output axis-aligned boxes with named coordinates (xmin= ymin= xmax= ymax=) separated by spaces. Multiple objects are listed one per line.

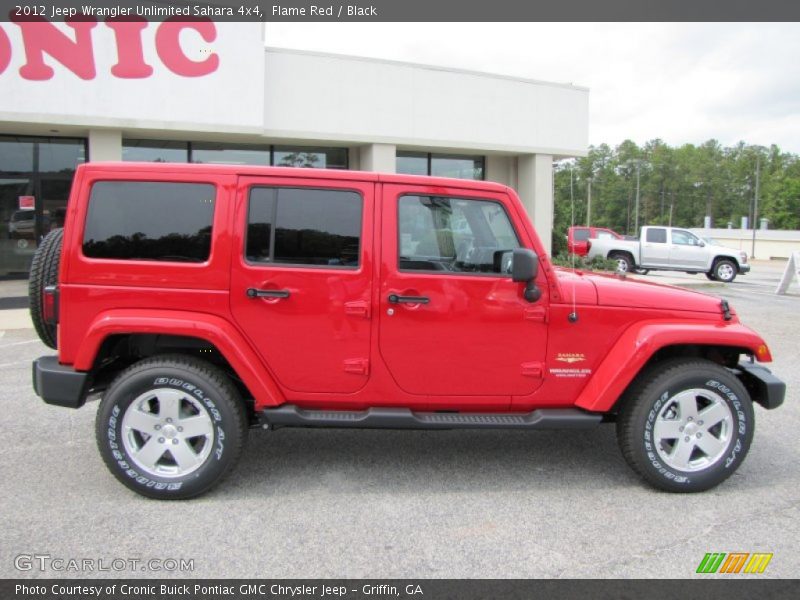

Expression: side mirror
xmin=698 ymin=240 xmax=706 ymax=247
xmin=511 ymin=248 xmax=541 ymax=303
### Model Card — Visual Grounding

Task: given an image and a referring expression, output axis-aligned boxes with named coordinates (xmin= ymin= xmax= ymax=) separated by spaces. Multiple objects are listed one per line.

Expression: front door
xmin=378 ymin=184 xmax=549 ymax=400
xmin=669 ymin=229 xmax=707 ymax=269
xmin=230 ymin=176 xmax=374 ymax=394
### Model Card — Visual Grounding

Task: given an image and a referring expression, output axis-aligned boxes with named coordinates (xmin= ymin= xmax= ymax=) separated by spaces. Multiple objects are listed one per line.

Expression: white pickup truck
xmin=586 ymin=226 xmax=750 ymax=282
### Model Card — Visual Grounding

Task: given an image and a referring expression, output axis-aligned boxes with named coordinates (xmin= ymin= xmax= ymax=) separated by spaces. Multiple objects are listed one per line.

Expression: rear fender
xmin=73 ymin=309 xmax=284 ymax=408
xmin=575 ymin=320 xmax=769 ymax=413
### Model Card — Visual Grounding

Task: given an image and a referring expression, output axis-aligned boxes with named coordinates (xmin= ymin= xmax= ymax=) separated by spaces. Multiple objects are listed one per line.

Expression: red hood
xmin=555 ymin=269 xmax=728 ymax=314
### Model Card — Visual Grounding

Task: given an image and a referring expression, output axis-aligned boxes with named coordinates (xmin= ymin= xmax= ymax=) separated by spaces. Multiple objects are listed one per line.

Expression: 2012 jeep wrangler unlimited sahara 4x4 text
xmin=30 ymin=163 xmax=785 ymax=499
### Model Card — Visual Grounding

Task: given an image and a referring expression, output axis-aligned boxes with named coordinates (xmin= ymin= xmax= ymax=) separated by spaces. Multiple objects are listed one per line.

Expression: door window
xmin=246 ymin=187 xmax=362 ymax=268
xmin=672 ymin=230 xmax=700 ymax=246
xmin=572 ymin=228 xmax=590 ymax=241
xmin=646 ymin=228 xmax=667 ymax=243
xmin=398 ymin=195 xmax=519 ymax=274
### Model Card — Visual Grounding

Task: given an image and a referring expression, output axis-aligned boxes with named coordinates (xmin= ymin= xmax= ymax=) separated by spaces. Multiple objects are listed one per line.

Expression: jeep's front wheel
xmin=96 ymin=355 xmax=247 ymax=500
xmin=617 ymin=359 xmax=754 ymax=492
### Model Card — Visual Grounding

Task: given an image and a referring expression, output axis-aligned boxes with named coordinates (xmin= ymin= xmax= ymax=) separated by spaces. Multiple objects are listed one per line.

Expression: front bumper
xmin=739 ymin=263 xmax=751 ymax=274
xmin=735 ymin=362 xmax=785 ymax=409
xmin=32 ymin=356 xmax=90 ymax=409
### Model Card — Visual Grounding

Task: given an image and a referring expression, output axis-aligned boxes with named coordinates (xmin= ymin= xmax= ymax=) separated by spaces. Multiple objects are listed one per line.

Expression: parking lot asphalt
xmin=1 ymin=262 xmax=798 ymax=579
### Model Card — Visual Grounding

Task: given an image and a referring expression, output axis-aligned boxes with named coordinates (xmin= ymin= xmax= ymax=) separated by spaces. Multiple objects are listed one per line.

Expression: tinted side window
xmin=83 ymin=182 xmax=215 ymax=262
xmin=646 ymin=228 xmax=667 ymax=243
xmin=596 ymin=231 xmax=616 ymax=240
xmin=398 ymin=195 xmax=520 ymax=274
xmin=247 ymin=187 xmax=362 ymax=267
xmin=573 ymin=228 xmax=590 ymax=241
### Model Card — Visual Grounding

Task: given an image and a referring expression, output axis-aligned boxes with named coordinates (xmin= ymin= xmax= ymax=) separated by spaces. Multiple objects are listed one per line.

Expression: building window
xmin=122 ymin=140 xmax=189 ymax=163
xmin=123 ymin=140 xmax=349 ymax=169
xmin=83 ymin=181 xmax=216 ymax=262
xmin=397 ymin=152 xmax=485 ymax=180
xmin=272 ymin=146 xmax=348 ymax=170
xmin=1 ymin=135 xmax=87 ymax=277
xmin=191 ymin=142 xmax=270 ymax=166
xmin=246 ymin=187 xmax=362 ymax=268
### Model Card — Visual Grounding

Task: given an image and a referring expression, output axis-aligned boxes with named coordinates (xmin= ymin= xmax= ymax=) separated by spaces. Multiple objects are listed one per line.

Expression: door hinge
xmin=343 ymin=358 xmax=370 ymax=376
xmin=344 ymin=300 xmax=370 ymax=319
xmin=524 ymin=307 xmax=548 ymax=323
xmin=521 ymin=362 xmax=544 ymax=378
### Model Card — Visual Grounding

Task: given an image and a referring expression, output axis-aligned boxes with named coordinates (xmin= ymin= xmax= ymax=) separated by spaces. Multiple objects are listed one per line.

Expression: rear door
xmin=640 ymin=227 xmax=670 ymax=266
xmin=230 ymin=176 xmax=374 ymax=394
xmin=378 ymin=184 xmax=548 ymax=401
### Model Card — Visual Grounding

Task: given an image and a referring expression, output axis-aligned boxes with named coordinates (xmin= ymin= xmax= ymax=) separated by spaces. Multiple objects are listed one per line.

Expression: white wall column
xmin=517 ymin=153 xmax=554 ymax=255
xmin=485 ymin=154 xmax=514 ymax=187
xmin=88 ymin=129 xmax=122 ymax=161
xmin=359 ymin=143 xmax=396 ymax=173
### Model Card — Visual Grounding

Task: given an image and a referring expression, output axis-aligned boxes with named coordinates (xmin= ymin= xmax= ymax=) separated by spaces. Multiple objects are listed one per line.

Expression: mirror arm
xmin=523 ymin=280 xmax=541 ymax=303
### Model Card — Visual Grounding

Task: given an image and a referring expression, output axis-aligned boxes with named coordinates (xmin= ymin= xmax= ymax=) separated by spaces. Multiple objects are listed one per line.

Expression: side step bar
xmin=260 ymin=405 xmax=603 ymax=430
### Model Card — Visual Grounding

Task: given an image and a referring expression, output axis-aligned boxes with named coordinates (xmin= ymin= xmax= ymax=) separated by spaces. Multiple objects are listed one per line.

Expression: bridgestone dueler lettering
xmin=95 ymin=355 xmax=247 ymax=500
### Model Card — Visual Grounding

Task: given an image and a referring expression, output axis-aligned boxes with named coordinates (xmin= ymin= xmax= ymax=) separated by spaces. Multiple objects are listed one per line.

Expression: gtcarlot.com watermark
xmin=14 ymin=553 xmax=194 ymax=573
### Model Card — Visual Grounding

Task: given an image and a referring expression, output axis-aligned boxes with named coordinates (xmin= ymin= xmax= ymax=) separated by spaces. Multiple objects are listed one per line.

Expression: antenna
xmin=569 ymin=161 xmax=579 ymax=323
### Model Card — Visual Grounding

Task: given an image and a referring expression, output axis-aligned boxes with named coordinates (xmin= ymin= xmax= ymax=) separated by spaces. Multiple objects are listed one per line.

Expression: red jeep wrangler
xmin=30 ymin=163 xmax=784 ymax=499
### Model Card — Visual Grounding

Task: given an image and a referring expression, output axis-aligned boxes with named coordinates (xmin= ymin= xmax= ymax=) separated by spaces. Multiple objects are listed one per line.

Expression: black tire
xmin=617 ymin=358 xmax=754 ymax=493
xmin=28 ymin=228 xmax=63 ymax=349
xmin=96 ymin=355 xmax=248 ymax=500
xmin=705 ymin=272 xmax=717 ymax=281
xmin=713 ymin=259 xmax=737 ymax=283
xmin=609 ymin=252 xmax=634 ymax=274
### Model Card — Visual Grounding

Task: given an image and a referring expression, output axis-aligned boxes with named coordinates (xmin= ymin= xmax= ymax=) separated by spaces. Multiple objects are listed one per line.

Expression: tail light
xmin=43 ymin=285 xmax=59 ymax=325
xmin=586 ymin=241 xmax=592 ymax=251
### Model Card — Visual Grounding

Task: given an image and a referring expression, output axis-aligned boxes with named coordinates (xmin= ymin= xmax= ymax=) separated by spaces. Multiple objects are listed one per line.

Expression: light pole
xmin=586 ymin=177 xmax=592 ymax=227
xmin=634 ymin=161 xmax=641 ymax=232
xmin=751 ymin=153 xmax=761 ymax=259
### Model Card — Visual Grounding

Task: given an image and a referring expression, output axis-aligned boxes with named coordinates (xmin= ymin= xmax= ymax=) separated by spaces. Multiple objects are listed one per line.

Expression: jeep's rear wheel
xmin=617 ymin=359 xmax=754 ymax=492
xmin=28 ymin=228 xmax=63 ymax=349
xmin=96 ymin=355 xmax=247 ymax=500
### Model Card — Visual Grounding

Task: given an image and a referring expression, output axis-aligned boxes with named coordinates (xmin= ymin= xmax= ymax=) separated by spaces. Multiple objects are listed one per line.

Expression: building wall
xmin=691 ymin=228 xmax=800 ymax=260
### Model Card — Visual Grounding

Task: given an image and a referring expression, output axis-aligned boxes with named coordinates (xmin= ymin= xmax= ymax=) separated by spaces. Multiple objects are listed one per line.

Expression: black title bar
xmin=1 ymin=0 xmax=800 ymax=22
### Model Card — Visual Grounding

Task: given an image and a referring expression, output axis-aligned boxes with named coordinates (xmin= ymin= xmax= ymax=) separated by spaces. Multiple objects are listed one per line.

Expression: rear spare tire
xmin=28 ymin=228 xmax=63 ymax=349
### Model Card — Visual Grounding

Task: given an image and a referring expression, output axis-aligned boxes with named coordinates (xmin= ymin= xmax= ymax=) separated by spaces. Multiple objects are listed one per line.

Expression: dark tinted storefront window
xmin=247 ymin=187 xmax=362 ymax=268
xmin=273 ymin=146 xmax=348 ymax=169
xmin=191 ymin=142 xmax=270 ymax=165
xmin=123 ymin=140 xmax=349 ymax=170
xmin=122 ymin=140 xmax=189 ymax=163
xmin=0 ymin=135 xmax=86 ymax=277
xmin=83 ymin=182 xmax=216 ymax=262
xmin=397 ymin=151 xmax=484 ymax=180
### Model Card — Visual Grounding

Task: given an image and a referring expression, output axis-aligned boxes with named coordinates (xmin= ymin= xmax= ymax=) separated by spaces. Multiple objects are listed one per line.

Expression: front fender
xmin=74 ymin=309 xmax=284 ymax=408
xmin=575 ymin=319 xmax=770 ymax=413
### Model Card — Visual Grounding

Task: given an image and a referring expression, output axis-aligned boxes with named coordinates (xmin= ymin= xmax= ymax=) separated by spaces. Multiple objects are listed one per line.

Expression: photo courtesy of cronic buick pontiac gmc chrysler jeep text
xmin=29 ymin=163 xmax=785 ymax=499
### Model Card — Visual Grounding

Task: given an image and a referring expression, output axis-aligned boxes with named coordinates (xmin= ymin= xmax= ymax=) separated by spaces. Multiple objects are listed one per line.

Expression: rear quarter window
xmin=646 ymin=228 xmax=667 ymax=244
xmin=82 ymin=181 xmax=216 ymax=262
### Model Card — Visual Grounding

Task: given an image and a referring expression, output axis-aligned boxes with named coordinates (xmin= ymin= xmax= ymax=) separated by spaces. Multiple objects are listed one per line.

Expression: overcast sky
xmin=264 ymin=22 xmax=800 ymax=154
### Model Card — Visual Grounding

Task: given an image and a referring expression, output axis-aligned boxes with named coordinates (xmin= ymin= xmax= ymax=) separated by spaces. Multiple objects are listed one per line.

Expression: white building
xmin=0 ymin=21 xmax=589 ymax=276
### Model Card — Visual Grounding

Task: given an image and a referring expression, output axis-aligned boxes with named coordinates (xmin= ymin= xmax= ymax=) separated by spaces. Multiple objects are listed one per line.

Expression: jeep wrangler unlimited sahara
xmin=30 ymin=163 xmax=785 ymax=499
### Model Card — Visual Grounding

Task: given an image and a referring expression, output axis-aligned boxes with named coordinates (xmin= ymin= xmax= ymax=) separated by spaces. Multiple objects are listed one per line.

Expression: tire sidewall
xmin=612 ymin=253 xmax=633 ymax=273
xmin=97 ymin=364 xmax=239 ymax=499
xmin=636 ymin=368 xmax=754 ymax=491
xmin=714 ymin=259 xmax=736 ymax=282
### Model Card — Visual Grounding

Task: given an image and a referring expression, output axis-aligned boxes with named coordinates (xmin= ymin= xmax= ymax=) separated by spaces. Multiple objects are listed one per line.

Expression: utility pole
xmin=586 ymin=177 xmax=592 ymax=227
xmin=634 ymin=161 xmax=641 ymax=232
xmin=669 ymin=193 xmax=674 ymax=227
xmin=751 ymin=154 xmax=760 ymax=259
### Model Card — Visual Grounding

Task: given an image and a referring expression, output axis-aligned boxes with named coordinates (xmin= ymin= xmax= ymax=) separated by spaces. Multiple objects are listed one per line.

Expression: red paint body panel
xmin=567 ymin=226 xmax=623 ymax=256
xmin=54 ymin=162 xmax=773 ymax=415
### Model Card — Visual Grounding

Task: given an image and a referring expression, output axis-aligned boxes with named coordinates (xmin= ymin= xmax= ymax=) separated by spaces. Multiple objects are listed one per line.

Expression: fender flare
xmin=73 ymin=309 xmax=284 ymax=408
xmin=575 ymin=319 xmax=769 ymax=412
